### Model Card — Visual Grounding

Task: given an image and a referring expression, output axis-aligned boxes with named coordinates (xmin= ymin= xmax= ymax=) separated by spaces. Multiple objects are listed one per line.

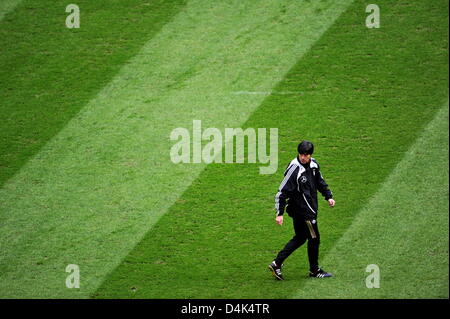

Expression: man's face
xmin=299 ymin=153 xmax=311 ymax=164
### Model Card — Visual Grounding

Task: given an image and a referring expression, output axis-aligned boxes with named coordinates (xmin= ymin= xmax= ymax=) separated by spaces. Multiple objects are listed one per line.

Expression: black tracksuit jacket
xmin=275 ymin=156 xmax=333 ymax=220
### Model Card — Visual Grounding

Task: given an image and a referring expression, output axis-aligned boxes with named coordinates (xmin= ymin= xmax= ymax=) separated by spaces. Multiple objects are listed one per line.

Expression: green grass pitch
xmin=0 ymin=0 xmax=448 ymax=299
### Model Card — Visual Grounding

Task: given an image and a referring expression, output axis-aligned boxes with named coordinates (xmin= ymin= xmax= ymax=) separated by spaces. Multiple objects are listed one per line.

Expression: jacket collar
xmin=295 ymin=156 xmax=318 ymax=169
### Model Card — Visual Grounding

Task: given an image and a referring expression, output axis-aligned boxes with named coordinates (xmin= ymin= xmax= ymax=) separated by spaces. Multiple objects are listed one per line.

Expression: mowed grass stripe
xmin=0 ymin=0 xmax=22 ymax=21
xmin=0 ymin=0 xmax=354 ymax=298
xmin=93 ymin=0 xmax=448 ymax=298
xmin=295 ymin=100 xmax=449 ymax=299
xmin=0 ymin=0 xmax=186 ymax=187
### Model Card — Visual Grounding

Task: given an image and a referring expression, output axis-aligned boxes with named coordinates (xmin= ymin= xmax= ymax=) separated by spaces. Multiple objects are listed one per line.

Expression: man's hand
xmin=328 ymin=199 xmax=336 ymax=207
xmin=276 ymin=215 xmax=283 ymax=226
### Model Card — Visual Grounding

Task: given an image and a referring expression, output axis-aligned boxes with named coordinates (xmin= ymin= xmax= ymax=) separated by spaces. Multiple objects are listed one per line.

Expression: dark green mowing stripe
xmin=0 ymin=0 xmax=187 ymax=187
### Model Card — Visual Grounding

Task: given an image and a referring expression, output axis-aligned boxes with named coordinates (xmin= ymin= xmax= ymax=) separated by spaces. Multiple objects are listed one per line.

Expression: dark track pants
xmin=274 ymin=216 xmax=320 ymax=272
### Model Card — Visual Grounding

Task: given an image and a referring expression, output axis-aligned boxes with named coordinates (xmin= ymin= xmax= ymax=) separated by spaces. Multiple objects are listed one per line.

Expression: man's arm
xmin=275 ymin=164 xmax=299 ymax=224
xmin=316 ymin=164 xmax=334 ymax=203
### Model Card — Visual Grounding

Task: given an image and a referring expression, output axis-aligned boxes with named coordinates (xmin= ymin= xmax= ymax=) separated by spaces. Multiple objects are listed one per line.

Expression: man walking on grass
xmin=269 ymin=140 xmax=336 ymax=280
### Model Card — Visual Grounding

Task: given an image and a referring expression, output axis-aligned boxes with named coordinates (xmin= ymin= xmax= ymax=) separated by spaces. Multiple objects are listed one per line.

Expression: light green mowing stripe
xmin=0 ymin=0 xmax=22 ymax=21
xmin=0 ymin=0 xmax=354 ymax=298
xmin=295 ymin=100 xmax=449 ymax=299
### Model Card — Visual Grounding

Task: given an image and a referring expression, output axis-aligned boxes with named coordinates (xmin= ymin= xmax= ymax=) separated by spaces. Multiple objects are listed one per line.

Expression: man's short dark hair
xmin=298 ymin=140 xmax=314 ymax=155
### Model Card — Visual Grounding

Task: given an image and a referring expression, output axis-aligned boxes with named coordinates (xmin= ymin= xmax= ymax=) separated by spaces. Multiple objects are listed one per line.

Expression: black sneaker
xmin=268 ymin=261 xmax=284 ymax=280
xmin=309 ymin=268 xmax=332 ymax=278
